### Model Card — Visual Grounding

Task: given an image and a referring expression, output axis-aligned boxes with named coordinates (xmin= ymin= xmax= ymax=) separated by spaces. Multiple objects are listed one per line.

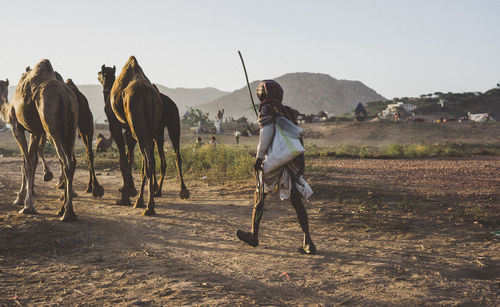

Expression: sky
xmin=1 ymin=0 xmax=499 ymax=99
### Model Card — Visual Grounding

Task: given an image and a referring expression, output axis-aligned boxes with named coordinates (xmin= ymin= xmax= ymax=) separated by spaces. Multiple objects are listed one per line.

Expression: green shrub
xmin=382 ymin=144 xmax=404 ymax=158
xmin=160 ymin=144 xmax=254 ymax=184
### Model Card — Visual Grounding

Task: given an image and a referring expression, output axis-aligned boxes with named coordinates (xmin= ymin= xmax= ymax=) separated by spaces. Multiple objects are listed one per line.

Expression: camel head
xmin=98 ymin=65 xmax=116 ymax=90
xmin=0 ymin=79 xmax=8 ymax=101
xmin=0 ymin=79 xmax=9 ymax=122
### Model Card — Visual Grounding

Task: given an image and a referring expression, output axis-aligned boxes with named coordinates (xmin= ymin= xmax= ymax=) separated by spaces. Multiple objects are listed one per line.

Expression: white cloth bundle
xmin=262 ymin=116 xmax=305 ymax=173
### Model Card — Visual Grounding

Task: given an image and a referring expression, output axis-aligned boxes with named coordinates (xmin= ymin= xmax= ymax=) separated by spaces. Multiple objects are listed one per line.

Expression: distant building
xmin=380 ymin=102 xmax=415 ymax=118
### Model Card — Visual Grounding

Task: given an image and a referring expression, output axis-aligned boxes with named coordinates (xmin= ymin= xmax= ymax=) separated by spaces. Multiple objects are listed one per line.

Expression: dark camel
xmin=0 ymin=60 xmax=78 ymax=221
xmin=98 ymin=64 xmax=139 ymax=207
xmin=98 ymin=59 xmax=189 ymax=213
xmin=37 ymin=71 xmax=104 ymax=198
xmin=95 ymin=133 xmax=113 ymax=152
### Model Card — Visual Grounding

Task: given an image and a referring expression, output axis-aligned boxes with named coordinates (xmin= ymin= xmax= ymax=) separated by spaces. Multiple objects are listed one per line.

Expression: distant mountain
xmin=198 ymin=72 xmax=386 ymax=121
xmin=7 ymin=84 xmax=229 ymax=123
xmin=154 ymin=85 xmax=229 ymax=113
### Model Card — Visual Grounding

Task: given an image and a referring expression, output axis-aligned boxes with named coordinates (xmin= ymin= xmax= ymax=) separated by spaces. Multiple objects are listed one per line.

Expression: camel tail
xmin=161 ymin=94 xmax=188 ymax=196
xmin=162 ymin=94 xmax=181 ymax=151
xmin=58 ymin=94 xmax=78 ymax=157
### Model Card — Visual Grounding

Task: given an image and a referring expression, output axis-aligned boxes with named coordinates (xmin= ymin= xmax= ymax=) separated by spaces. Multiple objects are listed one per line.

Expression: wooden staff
xmin=238 ymin=51 xmax=258 ymax=118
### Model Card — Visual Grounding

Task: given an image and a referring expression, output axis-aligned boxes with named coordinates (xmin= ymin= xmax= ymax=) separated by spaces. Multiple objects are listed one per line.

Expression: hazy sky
xmin=1 ymin=0 xmax=499 ymax=98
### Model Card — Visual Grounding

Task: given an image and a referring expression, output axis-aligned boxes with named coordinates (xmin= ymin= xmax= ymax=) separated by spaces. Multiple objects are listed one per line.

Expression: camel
xmin=98 ymin=64 xmax=139 ymax=206
xmin=0 ymin=59 xmax=79 ymax=221
xmin=109 ymin=56 xmax=163 ymax=215
xmin=96 ymin=133 xmax=113 ymax=152
xmin=98 ymin=57 xmax=189 ymax=214
xmin=36 ymin=71 xmax=104 ymax=198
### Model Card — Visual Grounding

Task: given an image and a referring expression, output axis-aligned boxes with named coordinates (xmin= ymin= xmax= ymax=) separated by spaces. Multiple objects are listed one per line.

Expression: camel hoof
xmin=44 ymin=171 xmax=54 ymax=182
xmin=60 ymin=211 xmax=77 ymax=222
xmin=13 ymin=197 xmax=24 ymax=206
xmin=142 ymin=208 xmax=156 ymax=216
xmin=19 ymin=207 xmax=37 ymax=215
xmin=180 ymin=188 xmax=190 ymax=199
xmin=115 ymin=198 xmax=132 ymax=207
xmin=129 ymin=187 xmax=138 ymax=197
xmin=154 ymin=189 xmax=162 ymax=198
xmin=120 ymin=186 xmax=137 ymax=197
xmin=93 ymin=185 xmax=104 ymax=198
xmin=134 ymin=198 xmax=146 ymax=209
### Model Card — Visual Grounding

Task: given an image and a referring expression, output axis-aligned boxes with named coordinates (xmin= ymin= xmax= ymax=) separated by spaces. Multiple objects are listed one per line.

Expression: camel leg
xmin=57 ymin=154 xmax=78 ymax=201
xmin=11 ymin=125 xmax=28 ymax=207
xmin=82 ymin=132 xmax=93 ymax=194
xmin=125 ymin=129 xmax=137 ymax=196
xmin=54 ymin=140 xmax=77 ymax=222
xmin=166 ymin=117 xmax=190 ymax=199
xmin=135 ymin=133 xmax=156 ymax=216
xmin=108 ymin=121 xmax=133 ymax=206
xmin=143 ymin=140 xmax=156 ymax=216
xmin=14 ymin=132 xmax=41 ymax=214
xmin=82 ymin=132 xmax=104 ymax=197
xmin=13 ymin=163 xmax=27 ymax=206
xmin=134 ymin=158 xmax=147 ymax=208
xmin=24 ymin=134 xmax=42 ymax=214
xmin=175 ymin=148 xmax=190 ymax=199
xmin=38 ymin=135 xmax=53 ymax=182
xmin=154 ymin=132 xmax=165 ymax=197
xmin=57 ymin=159 xmax=64 ymax=189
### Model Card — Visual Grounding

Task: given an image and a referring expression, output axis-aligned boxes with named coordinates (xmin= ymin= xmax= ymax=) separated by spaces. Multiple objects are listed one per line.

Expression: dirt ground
xmin=0 ymin=155 xmax=498 ymax=306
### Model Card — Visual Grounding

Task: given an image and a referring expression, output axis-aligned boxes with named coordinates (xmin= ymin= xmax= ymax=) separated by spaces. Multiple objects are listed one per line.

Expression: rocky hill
xmin=198 ymin=72 xmax=386 ymax=121
xmin=7 ymin=84 xmax=228 ymax=123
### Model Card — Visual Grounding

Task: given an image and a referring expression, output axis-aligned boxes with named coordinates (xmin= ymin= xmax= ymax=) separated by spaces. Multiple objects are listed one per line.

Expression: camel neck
xmin=102 ymin=88 xmax=111 ymax=104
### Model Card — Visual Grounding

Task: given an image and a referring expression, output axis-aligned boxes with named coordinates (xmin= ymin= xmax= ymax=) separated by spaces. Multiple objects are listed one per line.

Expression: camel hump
xmin=33 ymin=59 xmax=54 ymax=75
xmin=54 ymin=71 xmax=64 ymax=82
xmin=65 ymin=78 xmax=76 ymax=88
xmin=122 ymin=56 xmax=146 ymax=78
xmin=27 ymin=59 xmax=56 ymax=86
xmin=127 ymin=55 xmax=138 ymax=66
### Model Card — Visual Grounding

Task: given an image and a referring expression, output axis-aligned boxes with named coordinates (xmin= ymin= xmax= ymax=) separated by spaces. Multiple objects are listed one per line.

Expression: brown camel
xmin=36 ymin=71 xmax=104 ymax=198
xmin=98 ymin=64 xmax=190 ymax=207
xmin=98 ymin=57 xmax=190 ymax=214
xmin=0 ymin=59 xmax=78 ymax=221
xmin=110 ymin=56 xmax=162 ymax=215
xmin=95 ymin=132 xmax=113 ymax=152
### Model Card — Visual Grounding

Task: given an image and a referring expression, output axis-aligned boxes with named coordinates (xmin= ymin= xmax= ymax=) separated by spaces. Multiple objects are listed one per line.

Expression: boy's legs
xmin=290 ymin=186 xmax=316 ymax=254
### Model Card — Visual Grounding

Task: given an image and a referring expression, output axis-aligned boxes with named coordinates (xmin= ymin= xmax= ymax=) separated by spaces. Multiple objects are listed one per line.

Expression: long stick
xmin=238 ymin=51 xmax=258 ymax=118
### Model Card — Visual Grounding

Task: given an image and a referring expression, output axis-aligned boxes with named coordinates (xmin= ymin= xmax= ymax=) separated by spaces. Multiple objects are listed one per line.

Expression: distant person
xmin=234 ymin=130 xmax=241 ymax=145
xmin=195 ymin=136 xmax=203 ymax=147
xmin=236 ymin=79 xmax=316 ymax=254
xmin=210 ymin=135 xmax=217 ymax=147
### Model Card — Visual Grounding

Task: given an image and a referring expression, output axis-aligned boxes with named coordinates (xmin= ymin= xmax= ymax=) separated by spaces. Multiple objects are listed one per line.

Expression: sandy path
xmin=0 ymin=157 xmax=499 ymax=306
